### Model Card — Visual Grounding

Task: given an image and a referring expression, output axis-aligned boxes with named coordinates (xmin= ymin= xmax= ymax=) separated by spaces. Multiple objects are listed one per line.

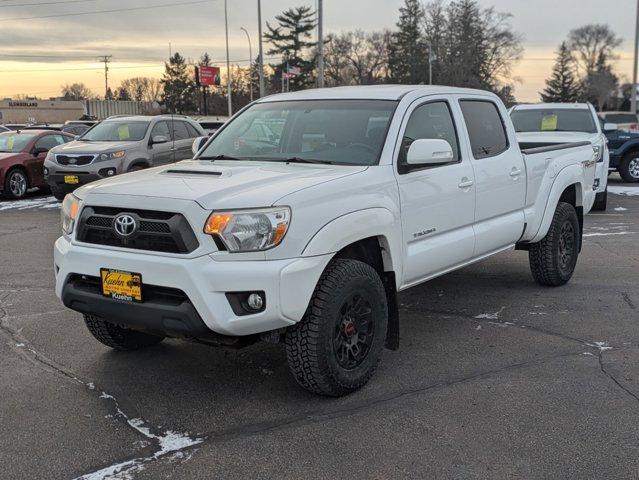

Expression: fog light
xmin=44 ymin=167 xmax=49 ymax=176
xmin=98 ymin=167 xmax=117 ymax=177
xmin=247 ymin=293 xmax=263 ymax=311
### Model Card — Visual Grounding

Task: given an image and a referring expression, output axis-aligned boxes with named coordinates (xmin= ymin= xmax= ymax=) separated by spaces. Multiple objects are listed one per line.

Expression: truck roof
xmin=257 ymin=85 xmax=496 ymax=102
xmin=513 ymin=103 xmax=592 ymax=110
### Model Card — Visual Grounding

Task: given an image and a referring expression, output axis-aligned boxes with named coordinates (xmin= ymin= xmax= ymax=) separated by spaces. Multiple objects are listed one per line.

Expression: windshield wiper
xmin=199 ymin=154 xmax=242 ymax=161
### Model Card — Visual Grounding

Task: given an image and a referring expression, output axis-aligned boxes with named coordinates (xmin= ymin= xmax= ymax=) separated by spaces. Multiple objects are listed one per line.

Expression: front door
xmin=148 ymin=121 xmax=174 ymax=166
xmin=396 ymin=98 xmax=476 ymax=288
xmin=458 ymin=99 xmax=526 ymax=255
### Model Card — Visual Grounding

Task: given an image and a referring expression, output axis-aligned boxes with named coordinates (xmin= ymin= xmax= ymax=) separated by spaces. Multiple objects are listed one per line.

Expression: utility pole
xmin=257 ymin=0 xmax=265 ymax=97
xmin=240 ymin=27 xmax=254 ymax=102
xmin=224 ymin=0 xmax=233 ymax=116
xmin=98 ymin=55 xmax=112 ymax=117
xmin=317 ymin=0 xmax=324 ymax=88
xmin=427 ymin=43 xmax=433 ymax=85
xmin=632 ymin=0 xmax=639 ymax=114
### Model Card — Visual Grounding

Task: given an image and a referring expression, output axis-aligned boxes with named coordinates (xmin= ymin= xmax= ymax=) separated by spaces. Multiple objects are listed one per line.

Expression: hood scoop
xmin=163 ymin=169 xmax=223 ymax=177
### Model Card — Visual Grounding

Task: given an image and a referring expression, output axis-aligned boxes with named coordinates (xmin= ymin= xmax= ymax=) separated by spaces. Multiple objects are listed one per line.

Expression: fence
xmin=85 ymin=100 xmax=162 ymax=119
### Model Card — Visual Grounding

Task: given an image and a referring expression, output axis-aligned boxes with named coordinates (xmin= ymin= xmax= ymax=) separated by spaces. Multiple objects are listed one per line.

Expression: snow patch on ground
xmin=614 ymin=207 xmax=628 ymax=211
xmin=0 ymin=196 xmax=58 ymax=211
xmin=609 ymin=186 xmax=639 ymax=196
xmin=585 ymin=341 xmax=613 ymax=352
xmin=474 ymin=306 xmax=506 ymax=320
xmin=583 ymin=231 xmax=635 ymax=237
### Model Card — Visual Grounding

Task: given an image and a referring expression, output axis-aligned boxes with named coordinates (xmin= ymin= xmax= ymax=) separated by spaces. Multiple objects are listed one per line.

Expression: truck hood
xmin=52 ymin=140 xmax=136 ymax=154
xmin=516 ymin=131 xmax=601 ymax=144
xmin=78 ymin=160 xmax=368 ymax=209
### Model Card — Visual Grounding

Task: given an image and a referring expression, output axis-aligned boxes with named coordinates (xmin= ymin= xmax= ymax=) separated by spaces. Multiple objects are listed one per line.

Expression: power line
xmin=0 ymin=0 xmax=100 ymax=8
xmin=0 ymin=0 xmax=214 ymax=21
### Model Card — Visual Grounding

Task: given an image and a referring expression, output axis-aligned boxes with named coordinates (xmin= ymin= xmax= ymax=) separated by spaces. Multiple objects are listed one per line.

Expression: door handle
xmin=510 ymin=168 xmax=522 ymax=177
xmin=458 ymin=179 xmax=474 ymax=189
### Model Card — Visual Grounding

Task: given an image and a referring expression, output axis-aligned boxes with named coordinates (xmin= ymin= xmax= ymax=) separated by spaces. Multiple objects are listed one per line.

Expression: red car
xmin=0 ymin=129 xmax=73 ymax=199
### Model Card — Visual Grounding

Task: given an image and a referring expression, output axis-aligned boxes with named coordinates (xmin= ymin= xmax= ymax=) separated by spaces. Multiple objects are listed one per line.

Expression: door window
xmin=150 ymin=121 xmax=171 ymax=140
xmin=34 ymin=134 xmax=65 ymax=151
xmin=171 ymin=121 xmax=191 ymax=140
xmin=459 ymin=100 xmax=508 ymax=159
xmin=398 ymin=101 xmax=460 ymax=173
xmin=184 ymin=122 xmax=201 ymax=138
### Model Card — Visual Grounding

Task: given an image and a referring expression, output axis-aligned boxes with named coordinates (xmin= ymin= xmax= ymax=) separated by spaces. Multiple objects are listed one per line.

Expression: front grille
xmin=76 ymin=206 xmax=199 ymax=254
xmin=69 ymin=274 xmax=189 ymax=306
xmin=56 ymin=154 xmax=95 ymax=166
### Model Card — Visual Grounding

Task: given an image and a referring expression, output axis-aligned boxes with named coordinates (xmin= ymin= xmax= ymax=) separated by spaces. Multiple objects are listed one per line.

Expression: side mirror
xmin=192 ymin=136 xmax=209 ymax=156
xmin=151 ymin=135 xmax=169 ymax=145
xmin=406 ymin=138 xmax=454 ymax=166
xmin=32 ymin=147 xmax=48 ymax=157
xmin=603 ymin=123 xmax=618 ymax=132
xmin=74 ymin=135 xmax=80 ymax=141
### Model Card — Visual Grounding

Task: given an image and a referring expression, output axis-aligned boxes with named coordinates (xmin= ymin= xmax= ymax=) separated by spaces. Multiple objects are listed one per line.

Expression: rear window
xmin=460 ymin=100 xmax=508 ymax=159
xmin=511 ymin=108 xmax=597 ymax=134
xmin=603 ymin=113 xmax=638 ymax=124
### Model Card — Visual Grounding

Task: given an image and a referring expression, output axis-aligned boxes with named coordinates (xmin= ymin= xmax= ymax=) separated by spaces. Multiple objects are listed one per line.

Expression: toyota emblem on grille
xmin=113 ymin=214 xmax=137 ymax=237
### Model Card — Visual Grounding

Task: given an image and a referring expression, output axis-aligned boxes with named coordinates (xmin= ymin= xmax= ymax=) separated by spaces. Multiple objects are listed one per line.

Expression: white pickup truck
xmin=55 ymin=86 xmax=598 ymax=396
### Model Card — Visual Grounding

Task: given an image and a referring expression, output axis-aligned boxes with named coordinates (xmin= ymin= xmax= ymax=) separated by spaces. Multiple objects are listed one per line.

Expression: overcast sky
xmin=0 ymin=0 xmax=636 ymax=101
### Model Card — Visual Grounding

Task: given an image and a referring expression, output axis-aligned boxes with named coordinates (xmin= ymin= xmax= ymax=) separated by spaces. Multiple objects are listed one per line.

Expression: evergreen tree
xmin=541 ymin=42 xmax=582 ymax=103
xmin=161 ymin=52 xmax=196 ymax=113
xmin=388 ymin=0 xmax=428 ymax=83
xmin=116 ymin=87 xmax=132 ymax=101
xmin=264 ymin=6 xmax=317 ymax=91
xmin=105 ymin=87 xmax=115 ymax=101
xmin=200 ymin=52 xmax=212 ymax=67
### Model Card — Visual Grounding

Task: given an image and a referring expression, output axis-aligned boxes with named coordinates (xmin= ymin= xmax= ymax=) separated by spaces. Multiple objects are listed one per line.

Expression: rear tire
xmin=50 ymin=185 xmax=67 ymax=202
xmin=285 ymin=259 xmax=388 ymax=397
xmin=529 ymin=202 xmax=580 ymax=287
xmin=592 ymin=188 xmax=607 ymax=211
xmin=619 ymin=153 xmax=639 ymax=183
xmin=84 ymin=314 xmax=164 ymax=351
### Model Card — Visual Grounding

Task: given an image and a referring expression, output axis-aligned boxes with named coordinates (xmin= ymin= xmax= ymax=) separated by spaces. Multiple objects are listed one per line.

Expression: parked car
xmin=194 ymin=116 xmax=229 ymax=135
xmin=61 ymin=123 xmax=91 ymax=136
xmin=4 ymin=124 xmax=28 ymax=131
xmin=44 ymin=115 xmax=205 ymax=200
xmin=0 ymin=129 xmax=73 ymax=199
xmin=602 ymin=124 xmax=639 ymax=182
xmin=510 ymin=102 xmax=610 ymax=210
xmin=54 ymin=86 xmax=598 ymax=396
xmin=599 ymin=111 xmax=639 ymax=133
xmin=0 ymin=125 xmax=9 ymax=133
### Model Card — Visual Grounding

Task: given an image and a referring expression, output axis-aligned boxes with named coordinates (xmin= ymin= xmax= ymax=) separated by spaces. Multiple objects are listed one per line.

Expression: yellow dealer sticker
xmin=541 ymin=114 xmax=558 ymax=131
xmin=118 ymin=125 xmax=130 ymax=140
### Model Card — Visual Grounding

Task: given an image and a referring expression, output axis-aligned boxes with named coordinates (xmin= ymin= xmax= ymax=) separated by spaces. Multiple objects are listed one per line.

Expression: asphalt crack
xmin=598 ymin=351 xmax=639 ymax=404
xmin=0 ymin=295 xmax=204 ymax=480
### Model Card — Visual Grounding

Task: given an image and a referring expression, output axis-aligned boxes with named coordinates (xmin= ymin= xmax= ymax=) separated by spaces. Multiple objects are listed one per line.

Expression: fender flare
xmin=126 ymin=159 xmax=150 ymax=171
xmin=529 ymin=164 xmax=585 ymax=244
xmin=301 ymin=208 xmax=402 ymax=277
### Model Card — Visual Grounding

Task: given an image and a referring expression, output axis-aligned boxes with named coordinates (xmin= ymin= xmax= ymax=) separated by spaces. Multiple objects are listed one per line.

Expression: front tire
xmin=50 ymin=185 xmax=67 ymax=202
xmin=84 ymin=314 xmax=164 ymax=351
xmin=285 ymin=259 xmax=388 ymax=397
xmin=529 ymin=202 xmax=580 ymax=287
xmin=619 ymin=153 xmax=639 ymax=183
xmin=3 ymin=168 xmax=28 ymax=199
xmin=592 ymin=188 xmax=607 ymax=211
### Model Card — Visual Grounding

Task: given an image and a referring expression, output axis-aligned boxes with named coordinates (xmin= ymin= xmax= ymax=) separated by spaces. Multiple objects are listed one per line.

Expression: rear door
xmin=458 ymin=98 xmax=525 ymax=256
xmin=396 ymin=97 xmax=476 ymax=287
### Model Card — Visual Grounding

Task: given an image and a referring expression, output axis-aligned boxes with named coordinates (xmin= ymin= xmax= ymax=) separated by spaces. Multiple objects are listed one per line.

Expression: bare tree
xmin=119 ymin=77 xmax=163 ymax=103
xmin=568 ymin=24 xmax=622 ymax=75
xmin=61 ymin=83 xmax=95 ymax=101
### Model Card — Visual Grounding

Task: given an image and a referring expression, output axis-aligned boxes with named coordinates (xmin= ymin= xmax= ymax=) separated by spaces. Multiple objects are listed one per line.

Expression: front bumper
xmin=54 ymin=236 xmax=331 ymax=337
xmin=44 ymin=158 xmax=121 ymax=190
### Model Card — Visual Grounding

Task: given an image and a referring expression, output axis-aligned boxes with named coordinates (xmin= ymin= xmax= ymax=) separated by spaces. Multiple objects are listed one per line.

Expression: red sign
xmin=198 ymin=66 xmax=221 ymax=87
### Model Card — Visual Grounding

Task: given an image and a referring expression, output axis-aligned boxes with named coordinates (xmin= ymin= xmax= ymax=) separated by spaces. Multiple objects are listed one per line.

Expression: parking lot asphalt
xmin=0 ymin=175 xmax=638 ymax=480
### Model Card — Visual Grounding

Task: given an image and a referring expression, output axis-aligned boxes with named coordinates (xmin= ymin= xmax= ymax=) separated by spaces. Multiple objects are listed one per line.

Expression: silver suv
xmin=44 ymin=115 xmax=205 ymax=200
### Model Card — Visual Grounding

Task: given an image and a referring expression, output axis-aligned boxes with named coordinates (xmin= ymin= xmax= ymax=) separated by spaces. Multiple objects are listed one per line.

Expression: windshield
xmin=0 ymin=132 xmax=36 ymax=152
xmin=603 ymin=113 xmax=638 ymax=124
xmin=80 ymin=120 xmax=149 ymax=142
xmin=511 ymin=108 xmax=597 ymax=134
xmin=198 ymin=100 xmax=398 ymax=165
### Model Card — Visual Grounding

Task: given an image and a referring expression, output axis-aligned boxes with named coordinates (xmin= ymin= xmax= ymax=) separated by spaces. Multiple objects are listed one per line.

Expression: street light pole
xmin=224 ymin=0 xmax=233 ymax=116
xmin=317 ymin=0 xmax=324 ymax=88
xmin=632 ymin=0 xmax=639 ymax=114
xmin=240 ymin=27 xmax=254 ymax=102
xmin=257 ymin=0 xmax=265 ymax=97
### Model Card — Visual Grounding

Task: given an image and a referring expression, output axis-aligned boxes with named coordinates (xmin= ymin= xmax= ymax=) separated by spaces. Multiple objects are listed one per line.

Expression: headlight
xmin=99 ymin=150 xmax=126 ymax=161
xmin=592 ymin=144 xmax=603 ymax=162
xmin=204 ymin=207 xmax=291 ymax=252
xmin=61 ymin=194 xmax=81 ymax=236
xmin=45 ymin=151 xmax=54 ymax=162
